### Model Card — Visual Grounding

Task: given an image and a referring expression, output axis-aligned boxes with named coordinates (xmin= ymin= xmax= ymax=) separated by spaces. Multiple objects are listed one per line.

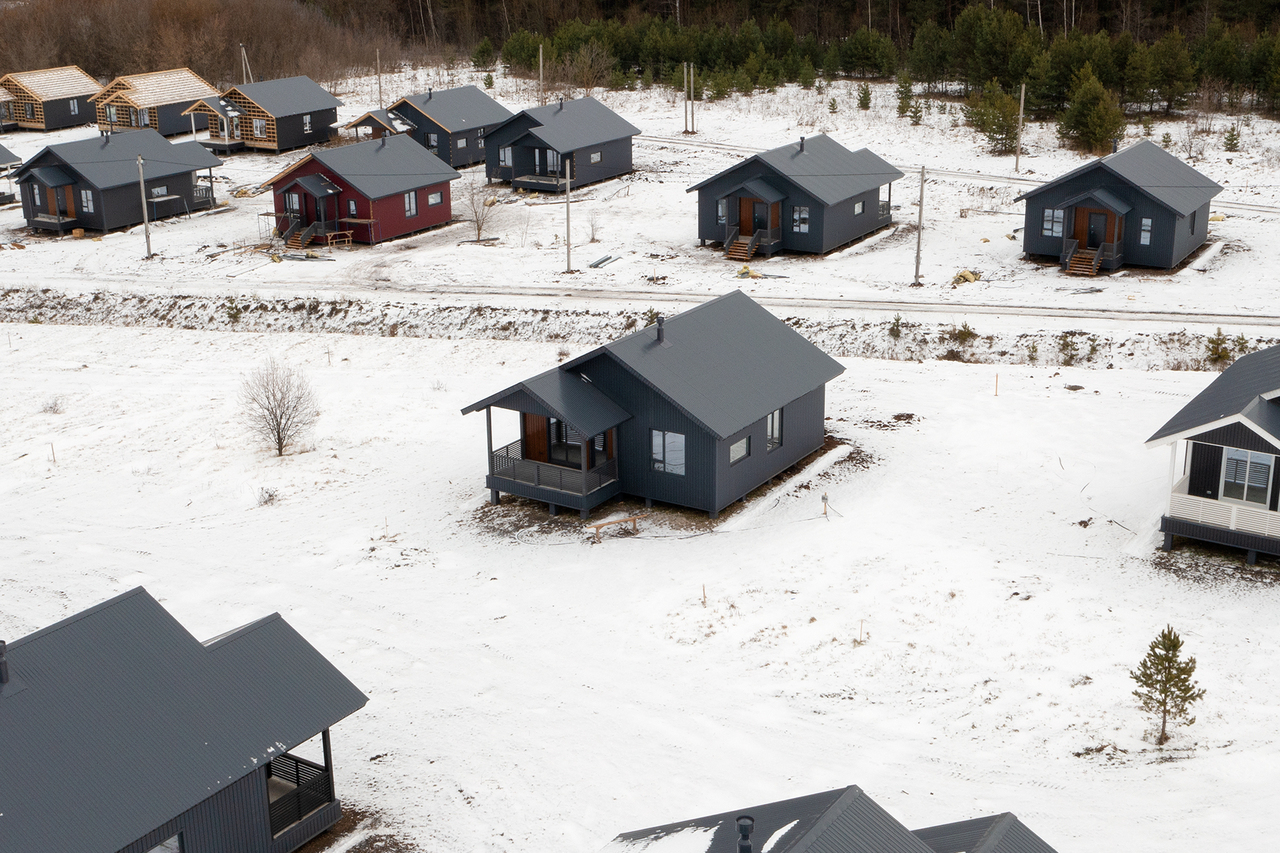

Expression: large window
xmin=253 ymin=117 xmax=266 ymax=138
xmin=547 ymin=149 xmax=561 ymax=172
xmin=1140 ymin=217 xmax=1152 ymax=245
xmin=1223 ymin=449 xmax=1272 ymax=505
xmin=404 ymin=190 xmax=418 ymax=217
xmin=766 ymin=408 xmax=782 ymax=451
xmin=80 ymin=189 xmax=94 ymax=213
xmin=651 ymin=430 xmax=686 ymax=475
xmin=792 ymin=206 xmax=809 ymax=233
xmin=499 ymin=146 xmax=512 ymax=166
xmin=1042 ymin=208 xmax=1064 ymax=237
xmin=730 ymin=436 xmax=750 ymax=465
xmin=717 ymin=198 xmax=727 ymax=225
xmin=105 ymin=104 xmax=117 ymax=124
xmin=285 ymin=192 xmax=300 ymax=214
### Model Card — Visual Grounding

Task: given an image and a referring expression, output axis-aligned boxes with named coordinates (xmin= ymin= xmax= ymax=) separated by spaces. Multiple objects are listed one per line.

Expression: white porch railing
xmin=1168 ymin=476 xmax=1280 ymax=537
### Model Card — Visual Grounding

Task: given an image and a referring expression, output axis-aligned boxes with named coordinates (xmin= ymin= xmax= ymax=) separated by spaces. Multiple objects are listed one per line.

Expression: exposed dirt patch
xmin=1150 ymin=540 xmax=1280 ymax=586
xmin=294 ymin=806 xmax=422 ymax=853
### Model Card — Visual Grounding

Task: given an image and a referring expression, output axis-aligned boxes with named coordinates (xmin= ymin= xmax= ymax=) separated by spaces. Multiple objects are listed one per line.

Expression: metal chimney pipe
xmin=559 ymin=97 xmax=565 ymax=110
xmin=736 ymin=816 xmax=754 ymax=853
xmin=656 ymin=316 xmax=665 ymax=343
xmin=427 ymin=87 xmax=432 ymax=99
xmin=799 ymin=136 xmax=805 ymax=152
xmin=0 ymin=640 xmax=9 ymax=685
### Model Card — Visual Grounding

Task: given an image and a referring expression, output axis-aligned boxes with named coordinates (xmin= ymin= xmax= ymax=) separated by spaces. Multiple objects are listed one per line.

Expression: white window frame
xmin=69 ymin=98 xmax=78 ymax=116
xmin=427 ymin=133 xmax=438 ymax=148
xmin=427 ymin=190 xmax=443 ymax=206
xmin=499 ymin=146 xmax=512 ymax=167
xmin=457 ymin=137 xmax=467 ymax=148
xmin=80 ymin=189 xmax=94 ymax=213
xmin=140 ymin=107 xmax=149 ymax=126
xmin=1222 ymin=449 xmax=1273 ymax=506
xmin=716 ymin=198 xmax=727 ymax=225
xmin=854 ymin=200 xmax=864 ymax=215
xmin=730 ymin=436 xmax=750 ymax=465
xmin=404 ymin=190 xmax=418 ymax=218
xmin=590 ymin=151 xmax=602 ymax=164
xmin=1042 ymin=208 xmax=1064 ymax=238
xmin=253 ymin=117 xmax=266 ymax=138
xmin=651 ymin=429 xmax=686 ymax=476
xmin=793 ymin=206 xmax=810 ymax=234
xmin=303 ymin=114 xmax=312 ymax=133
xmin=1140 ymin=217 xmax=1152 ymax=245
xmin=766 ymin=408 xmax=782 ymax=451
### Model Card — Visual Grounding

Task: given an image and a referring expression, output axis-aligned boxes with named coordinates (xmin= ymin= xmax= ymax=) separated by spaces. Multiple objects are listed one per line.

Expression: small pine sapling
xmin=896 ymin=72 xmax=913 ymax=117
xmin=908 ymin=99 xmax=923 ymax=126
xmin=828 ymin=97 xmax=838 ymax=115
xmin=1223 ymin=123 xmax=1241 ymax=152
xmin=1130 ymin=625 xmax=1205 ymax=746
xmin=483 ymin=72 xmax=495 ymax=89
xmin=857 ymin=82 xmax=871 ymax=110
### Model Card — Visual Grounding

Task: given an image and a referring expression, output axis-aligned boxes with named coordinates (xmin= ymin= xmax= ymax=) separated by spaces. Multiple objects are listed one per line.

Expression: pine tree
xmin=896 ymin=71 xmax=914 ymax=116
xmin=857 ymin=82 xmax=871 ymax=110
xmin=1130 ymin=625 xmax=1206 ymax=746
xmin=1058 ymin=62 xmax=1126 ymax=153
xmin=1151 ymin=28 xmax=1195 ymax=114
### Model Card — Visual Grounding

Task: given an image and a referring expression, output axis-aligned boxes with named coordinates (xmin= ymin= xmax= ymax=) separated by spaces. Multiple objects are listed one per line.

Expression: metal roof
xmin=231 ymin=76 xmax=342 ymax=117
xmin=27 ymin=165 xmax=73 ymax=187
xmin=390 ymin=85 xmax=513 ymax=133
xmin=344 ymin=108 xmax=414 ymax=133
xmin=1016 ymin=139 xmax=1221 ymax=217
xmin=301 ymin=133 xmax=459 ymax=199
xmin=1058 ymin=186 xmax=1132 ymax=215
xmin=912 ymin=813 xmax=1061 ymax=853
xmin=0 ymin=142 xmax=19 ymax=167
xmin=0 ymin=65 xmax=99 ymax=101
xmin=92 ymin=68 xmax=218 ymax=109
xmin=607 ymin=786 xmax=935 ymax=853
xmin=13 ymin=129 xmax=222 ymax=191
xmin=499 ymin=96 xmax=640 ymax=154
xmin=565 ymin=290 xmax=845 ymax=440
xmin=0 ymin=587 xmax=367 ymax=853
xmin=689 ymin=136 xmax=904 ymax=207
xmin=1147 ymin=344 xmax=1280 ymax=446
xmin=463 ymin=365 xmax=633 ymax=437
xmin=293 ymin=173 xmax=341 ymax=198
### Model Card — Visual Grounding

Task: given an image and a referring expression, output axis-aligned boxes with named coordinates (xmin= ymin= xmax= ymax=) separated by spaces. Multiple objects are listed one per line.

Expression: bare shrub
xmin=562 ymin=41 xmax=614 ymax=96
xmin=256 ymin=486 xmax=278 ymax=506
xmin=41 ymin=396 xmax=65 ymax=414
xmin=462 ymin=175 xmax=502 ymax=241
xmin=239 ymin=358 xmax=319 ymax=457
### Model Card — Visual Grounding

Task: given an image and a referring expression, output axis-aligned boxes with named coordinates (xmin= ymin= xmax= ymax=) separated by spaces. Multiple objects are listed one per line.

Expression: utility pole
xmin=690 ymin=65 xmax=696 ymax=133
xmin=1015 ymin=82 xmax=1025 ymax=173
xmin=539 ymin=44 xmax=544 ymax=105
xmin=376 ymin=49 xmax=383 ymax=109
xmin=913 ymin=165 xmax=924 ymax=285
xmin=683 ymin=63 xmax=688 ymax=133
xmin=564 ymin=157 xmax=572 ymax=272
xmin=239 ymin=44 xmax=253 ymax=85
xmin=137 ymin=155 xmax=152 ymax=259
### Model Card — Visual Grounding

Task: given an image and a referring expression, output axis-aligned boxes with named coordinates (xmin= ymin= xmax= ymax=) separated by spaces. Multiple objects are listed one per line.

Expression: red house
xmin=266 ymin=134 xmax=459 ymax=248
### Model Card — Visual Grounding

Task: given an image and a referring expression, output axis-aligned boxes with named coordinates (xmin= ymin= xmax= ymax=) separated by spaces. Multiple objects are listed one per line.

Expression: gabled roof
xmin=462 ymin=365 xmax=633 ymax=438
xmin=1016 ymin=139 xmax=1222 ymax=217
xmin=0 ymin=65 xmax=99 ymax=100
xmin=912 ymin=813 xmax=1060 ymax=853
xmin=344 ymin=108 xmax=414 ymax=134
xmin=496 ymin=96 xmax=640 ymax=154
xmin=0 ymin=587 xmax=367 ymax=853
xmin=688 ymin=136 xmax=904 ymax=207
xmin=604 ymin=786 xmax=935 ymax=853
xmin=0 ymin=142 xmax=21 ymax=167
xmin=564 ymin=290 xmax=844 ymax=441
xmin=226 ymin=75 xmax=342 ymax=117
xmin=1147 ymin=344 xmax=1280 ymax=446
xmin=266 ymin=133 xmax=458 ymax=200
xmin=390 ymin=85 xmax=513 ymax=132
xmin=13 ymin=129 xmax=222 ymax=190
xmin=91 ymin=68 xmax=218 ymax=108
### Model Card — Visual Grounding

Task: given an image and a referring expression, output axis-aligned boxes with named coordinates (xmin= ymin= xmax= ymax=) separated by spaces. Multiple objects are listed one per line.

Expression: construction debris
xmin=952 ymin=269 xmax=980 ymax=284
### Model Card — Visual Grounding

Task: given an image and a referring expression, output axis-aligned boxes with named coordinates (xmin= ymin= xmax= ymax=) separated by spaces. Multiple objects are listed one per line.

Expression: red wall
xmin=271 ymin=157 xmax=453 ymax=245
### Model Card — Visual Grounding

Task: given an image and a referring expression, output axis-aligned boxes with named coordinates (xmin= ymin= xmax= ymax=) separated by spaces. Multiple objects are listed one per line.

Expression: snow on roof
xmin=2 ymin=65 xmax=100 ymax=100
xmin=391 ymin=85 xmax=513 ymax=132
xmin=94 ymin=68 xmax=219 ymax=109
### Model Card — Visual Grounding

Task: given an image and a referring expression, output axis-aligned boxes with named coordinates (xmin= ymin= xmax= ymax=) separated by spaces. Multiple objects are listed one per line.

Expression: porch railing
xmin=724 ymin=224 xmax=739 ymax=246
xmin=879 ymin=200 xmax=890 ymax=217
xmin=1059 ymin=237 xmax=1079 ymax=265
xmin=746 ymin=230 xmax=761 ymax=257
xmin=193 ymin=185 xmax=213 ymax=207
xmin=491 ymin=439 xmax=619 ymax=495
xmin=267 ymin=753 xmax=332 ymax=836
xmin=1099 ymin=241 xmax=1121 ymax=267
xmin=280 ymin=216 xmax=301 ymax=243
xmin=1168 ymin=476 xmax=1280 ymax=537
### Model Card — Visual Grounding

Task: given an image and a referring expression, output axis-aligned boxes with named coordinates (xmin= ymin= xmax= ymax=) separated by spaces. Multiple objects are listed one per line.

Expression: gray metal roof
xmin=305 ymin=133 xmax=459 ymax=199
xmin=607 ymin=786 xmax=935 ymax=853
xmin=344 ymin=108 xmax=413 ymax=133
xmin=0 ymin=142 xmax=20 ymax=167
xmin=13 ymin=129 xmax=222 ymax=191
xmin=391 ymin=85 xmax=513 ymax=132
xmin=565 ymin=290 xmax=845 ymax=440
xmin=28 ymin=165 xmax=73 ymax=187
xmin=500 ymin=96 xmax=640 ymax=154
xmin=1147 ymin=344 xmax=1280 ymax=445
xmin=294 ymin=173 xmax=341 ymax=197
xmin=1058 ymin=186 xmax=1132 ymax=215
xmin=1016 ymin=139 xmax=1221 ymax=217
xmin=688 ymin=136 xmax=904 ymax=207
xmin=0 ymin=587 xmax=367 ymax=853
xmin=233 ymin=75 xmax=342 ymax=117
xmin=912 ymin=814 xmax=1060 ymax=853
xmin=462 ymin=365 xmax=632 ymax=438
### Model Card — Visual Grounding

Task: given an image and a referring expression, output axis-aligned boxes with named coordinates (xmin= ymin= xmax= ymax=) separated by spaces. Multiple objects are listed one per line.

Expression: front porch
xmin=264 ymin=729 xmax=343 ymax=853
xmin=721 ymin=183 xmax=784 ymax=261
xmin=488 ymin=437 xmax=622 ymax=513
xmin=1056 ymin=191 xmax=1129 ymax=275
xmin=1162 ymin=473 xmax=1280 ymax=563
xmin=512 ymin=173 xmax=568 ymax=192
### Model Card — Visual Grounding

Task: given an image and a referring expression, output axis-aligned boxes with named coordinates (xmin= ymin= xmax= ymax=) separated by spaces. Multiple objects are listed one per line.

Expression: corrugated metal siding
xmin=1170 ymin=200 xmax=1211 ymax=266
xmin=275 ymin=108 xmax=337 ymax=152
xmin=820 ymin=188 xmax=883 ymax=253
xmin=1187 ymin=422 xmax=1280 ymax=455
xmin=798 ymin=790 xmax=935 ymax=853
xmin=1189 ymin=442 xmax=1223 ymax=498
xmin=569 ymin=136 xmax=632 ymax=187
xmin=117 ymin=768 xmax=271 ymax=853
xmin=988 ymin=817 xmax=1060 ymax=853
xmin=912 ymin=814 xmax=1004 ymax=853
xmin=716 ymin=386 xmax=825 ymax=511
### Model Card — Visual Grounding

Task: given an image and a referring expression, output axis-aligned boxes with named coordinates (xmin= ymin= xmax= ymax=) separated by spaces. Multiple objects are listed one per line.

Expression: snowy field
xmin=0 ymin=66 xmax=1279 ymax=323
xmin=3 ymin=323 xmax=1278 ymax=852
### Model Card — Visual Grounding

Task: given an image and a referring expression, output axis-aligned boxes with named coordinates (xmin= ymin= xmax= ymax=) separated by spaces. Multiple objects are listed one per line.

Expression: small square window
xmin=457 ymin=137 xmax=468 ymax=148
xmin=427 ymin=191 xmax=443 ymax=206
xmin=590 ymin=151 xmax=602 ymax=164
xmin=730 ymin=436 xmax=750 ymax=465
xmin=854 ymin=200 xmax=864 ymax=215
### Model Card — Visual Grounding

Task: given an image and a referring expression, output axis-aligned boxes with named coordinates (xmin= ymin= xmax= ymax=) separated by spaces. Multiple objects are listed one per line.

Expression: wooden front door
xmin=521 ymin=413 xmax=549 ymax=462
xmin=45 ymin=186 xmax=57 ymax=214
xmin=1087 ymin=212 xmax=1107 ymax=249
xmin=739 ymin=197 xmax=755 ymax=230
xmin=64 ymin=186 xmax=75 ymax=217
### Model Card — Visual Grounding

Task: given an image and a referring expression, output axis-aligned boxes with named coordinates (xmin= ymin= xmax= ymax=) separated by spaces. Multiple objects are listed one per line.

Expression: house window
xmin=285 ymin=192 xmax=300 ymax=214
xmin=478 ymin=136 xmax=484 ymax=149
xmin=854 ymin=200 xmax=864 ymax=215
xmin=427 ymin=190 xmax=443 ymax=206
xmin=1223 ymin=449 xmax=1272 ymax=505
xmin=590 ymin=151 xmax=602 ymax=164
xmin=303 ymin=114 xmax=312 ymax=133
xmin=499 ymin=146 xmax=512 ymax=166
xmin=253 ymin=118 xmax=266 ymax=138
xmin=144 ymin=833 xmax=182 ymax=853
xmin=792 ymin=206 xmax=809 ymax=233
xmin=105 ymin=104 xmax=117 ymax=123
xmin=427 ymin=133 xmax=438 ymax=148
xmin=347 ymin=199 xmax=357 ymax=217
xmin=716 ymin=198 xmax=727 ymax=225
xmin=24 ymin=103 xmax=33 ymax=120
xmin=1140 ymin=217 xmax=1152 ymax=245
xmin=69 ymin=98 xmax=78 ymax=116
xmin=547 ymin=149 xmax=561 ymax=172
xmin=404 ymin=191 xmax=418 ymax=217
xmin=457 ymin=137 xmax=467 ymax=148
xmin=150 ymin=186 xmax=168 ymax=197
xmin=1042 ymin=208 xmax=1064 ymax=237
xmin=80 ymin=189 xmax=94 ymax=213
xmin=730 ymin=436 xmax=750 ymax=465
xmin=140 ymin=108 xmax=149 ymax=126
xmin=766 ymin=408 xmax=782 ymax=451
xmin=651 ymin=429 xmax=686 ymax=475
xmin=1190 ymin=210 xmax=1197 ymax=233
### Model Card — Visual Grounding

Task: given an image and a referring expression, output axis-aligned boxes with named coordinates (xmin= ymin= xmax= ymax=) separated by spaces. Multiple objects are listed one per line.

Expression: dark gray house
xmin=0 ymin=587 xmax=368 ymax=853
xmin=0 ymin=65 xmax=99 ymax=131
xmin=483 ymin=96 xmax=640 ymax=192
xmin=344 ymin=107 xmax=414 ymax=140
xmin=91 ymin=68 xmax=219 ymax=136
xmin=687 ymin=135 xmax=903 ymax=260
xmin=462 ymin=290 xmax=844 ymax=518
xmin=1146 ymin=344 xmax=1280 ymax=563
xmin=605 ymin=787 xmax=1059 ymax=853
xmin=184 ymin=76 xmax=342 ymax=154
xmin=14 ymin=129 xmax=222 ymax=233
xmin=385 ymin=85 xmax=513 ymax=167
xmin=1016 ymin=139 xmax=1222 ymax=275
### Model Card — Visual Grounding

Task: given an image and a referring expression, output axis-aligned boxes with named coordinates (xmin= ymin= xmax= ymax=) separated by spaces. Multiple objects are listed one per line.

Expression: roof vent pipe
xmin=427 ymin=87 xmax=432 ymax=99
xmin=737 ymin=816 xmax=754 ymax=853
xmin=559 ymin=97 xmax=565 ymax=110
xmin=656 ymin=316 xmax=665 ymax=344
xmin=0 ymin=640 xmax=8 ymax=685
xmin=799 ymin=136 xmax=805 ymax=152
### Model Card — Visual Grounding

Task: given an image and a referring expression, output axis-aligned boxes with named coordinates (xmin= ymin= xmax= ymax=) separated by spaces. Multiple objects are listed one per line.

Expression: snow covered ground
xmin=3 ymin=66 xmax=1280 ymax=853
xmin=2 ymin=324 xmax=1278 ymax=852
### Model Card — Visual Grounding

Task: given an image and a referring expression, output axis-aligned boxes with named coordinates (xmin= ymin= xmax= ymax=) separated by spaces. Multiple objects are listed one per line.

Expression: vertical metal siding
xmin=716 ymin=386 xmax=826 ymax=511
xmin=42 ymin=97 xmax=91 ymax=130
xmin=570 ymin=136 xmax=632 ymax=187
xmin=1188 ymin=442 xmax=1223 ymax=499
xmin=821 ymin=188 xmax=883 ymax=253
xmin=116 ymin=767 xmax=271 ymax=853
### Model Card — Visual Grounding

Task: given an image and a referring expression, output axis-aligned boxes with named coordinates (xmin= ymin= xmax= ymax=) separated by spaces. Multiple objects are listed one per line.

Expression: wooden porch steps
xmin=286 ymin=232 xmax=311 ymax=250
xmin=725 ymin=238 xmax=755 ymax=261
xmin=1066 ymin=249 xmax=1098 ymax=276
